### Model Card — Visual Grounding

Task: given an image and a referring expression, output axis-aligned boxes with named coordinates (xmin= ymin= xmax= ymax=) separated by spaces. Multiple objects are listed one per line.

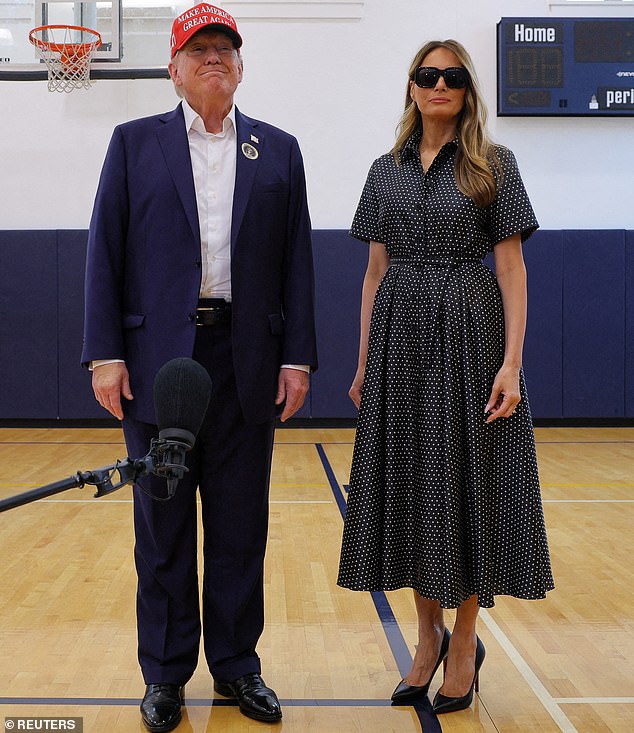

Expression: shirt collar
xmin=181 ymin=98 xmax=236 ymax=137
xmin=400 ymin=130 xmax=459 ymax=162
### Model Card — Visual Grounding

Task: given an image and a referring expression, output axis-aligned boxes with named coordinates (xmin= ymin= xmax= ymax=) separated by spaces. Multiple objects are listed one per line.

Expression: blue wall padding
xmin=311 ymin=231 xmax=366 ymax=418
xmin=626 ymin=231 xmax=634 ymax=417
xmin=523 ymin=230 xmax=564 ymax=418
xmin=0 ymin=231 xmax=58 ymax=418
xmin=563 ymin=230 xmax=626 ymax=417
xmin=0 ymin=229 xmax=631 ymax=420
xmin=57 ymin=230 xmax=106 ymax=419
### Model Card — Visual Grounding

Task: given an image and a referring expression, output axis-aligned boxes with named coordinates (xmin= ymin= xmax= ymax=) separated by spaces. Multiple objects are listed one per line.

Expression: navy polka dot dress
xmin=337 ymin=133 xmax=555 ymax=608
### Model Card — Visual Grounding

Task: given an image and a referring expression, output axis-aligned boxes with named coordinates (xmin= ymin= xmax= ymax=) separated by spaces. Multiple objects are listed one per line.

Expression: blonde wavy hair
xmin=392 ymin=39 xmax=500 ymax=208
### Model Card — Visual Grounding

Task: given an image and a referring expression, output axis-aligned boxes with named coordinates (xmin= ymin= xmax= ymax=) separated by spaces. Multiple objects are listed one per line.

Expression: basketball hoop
xmin=29 ymin=25 xmax=102 ymax=93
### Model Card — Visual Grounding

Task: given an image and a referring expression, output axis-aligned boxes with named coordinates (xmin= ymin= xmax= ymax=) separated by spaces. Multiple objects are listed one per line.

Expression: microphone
xmin=151 ymin=357 xmax=212 ymax=495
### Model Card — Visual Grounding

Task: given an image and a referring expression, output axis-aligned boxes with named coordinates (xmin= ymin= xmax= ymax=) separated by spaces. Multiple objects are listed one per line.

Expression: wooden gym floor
xmin=0 ymin=426 xmax=633 ymax=732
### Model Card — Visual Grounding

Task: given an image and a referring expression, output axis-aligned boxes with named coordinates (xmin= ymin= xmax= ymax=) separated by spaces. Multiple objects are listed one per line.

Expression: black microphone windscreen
xmin=153 ymin=358 xmax=212 ymax=442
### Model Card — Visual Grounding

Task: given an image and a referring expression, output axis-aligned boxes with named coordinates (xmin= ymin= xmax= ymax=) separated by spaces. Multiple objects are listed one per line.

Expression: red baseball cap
xmin=170 ymin=3 xmax=242 ymax=58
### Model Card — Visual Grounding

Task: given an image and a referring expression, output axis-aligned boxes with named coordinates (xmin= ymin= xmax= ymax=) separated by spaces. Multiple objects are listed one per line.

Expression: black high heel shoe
xmin=391 ymin=628 xmax=451 ymax=703
xmin=432 ymin=636 xmax=486 ymax=714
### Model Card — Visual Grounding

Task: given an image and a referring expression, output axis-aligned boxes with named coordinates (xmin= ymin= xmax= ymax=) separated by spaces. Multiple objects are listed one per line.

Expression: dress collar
xmin=400 ymin=131 xmax=459 ymax=162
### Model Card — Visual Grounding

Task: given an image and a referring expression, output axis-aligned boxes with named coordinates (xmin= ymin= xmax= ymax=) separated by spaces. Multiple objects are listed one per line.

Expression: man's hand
xmin=275 ymin=367 xmax=309 ymax=422
xmin=92 ymin=362 xmax=133 ymax=420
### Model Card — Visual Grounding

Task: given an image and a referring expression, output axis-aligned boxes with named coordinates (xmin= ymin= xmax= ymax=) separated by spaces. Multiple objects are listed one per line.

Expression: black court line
xmin=314 ymin=443 xmax=442 ymax=733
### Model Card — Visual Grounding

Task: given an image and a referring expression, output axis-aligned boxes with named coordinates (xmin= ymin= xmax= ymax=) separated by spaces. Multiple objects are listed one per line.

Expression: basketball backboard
xmin=0 ymin=1 xmax=368 ymax=80
xmin=0 ymin=0 xmax=178 ymax=75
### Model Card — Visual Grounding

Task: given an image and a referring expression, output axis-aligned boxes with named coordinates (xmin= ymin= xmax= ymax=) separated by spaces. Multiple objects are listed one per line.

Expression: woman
xmin=337 ymin=40 xmax=554 ymax=714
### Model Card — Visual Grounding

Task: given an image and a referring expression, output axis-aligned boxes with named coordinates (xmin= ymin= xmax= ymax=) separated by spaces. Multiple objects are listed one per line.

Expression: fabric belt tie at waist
xmin=196 ymin=298 xmax=231 ymax=327
xmin=389 ymin=257 xmax=482 ymax=369
xmin=390 ymin=256 xmax=481 ymax=268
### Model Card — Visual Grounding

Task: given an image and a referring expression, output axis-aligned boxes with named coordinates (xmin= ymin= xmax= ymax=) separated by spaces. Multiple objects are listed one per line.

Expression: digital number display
xmin=575 ymin=21 xmax=634 ymax=63
xmin=506 ymin=47 xmax=563 ymax=88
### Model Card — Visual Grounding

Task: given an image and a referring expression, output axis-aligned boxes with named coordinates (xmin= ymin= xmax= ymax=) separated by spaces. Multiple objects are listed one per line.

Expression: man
xmin=81 ymin=4 xmax=317 ymax=730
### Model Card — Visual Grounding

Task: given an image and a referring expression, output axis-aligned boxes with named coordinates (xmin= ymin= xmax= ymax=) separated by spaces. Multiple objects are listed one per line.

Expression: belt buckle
xmin=196 ymin=304 xmax=229 ymax=327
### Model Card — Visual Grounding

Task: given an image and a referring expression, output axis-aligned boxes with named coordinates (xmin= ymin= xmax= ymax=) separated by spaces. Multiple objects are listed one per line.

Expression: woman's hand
xmin=349 ymin=243 xmax=389 ymax=412
xmin=484 ymin=364 xmax=521 ymax=423
xmin=349 ymin=369 xmax=365 ymax=410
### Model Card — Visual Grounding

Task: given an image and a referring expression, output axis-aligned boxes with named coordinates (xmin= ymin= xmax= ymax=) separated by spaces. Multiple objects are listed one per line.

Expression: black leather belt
xmin=196 ymin=298 xmax=231 ymax=327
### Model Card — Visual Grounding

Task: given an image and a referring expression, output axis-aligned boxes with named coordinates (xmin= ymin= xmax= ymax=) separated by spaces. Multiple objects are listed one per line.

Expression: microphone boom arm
xmin=0 ymin=438 xmax=190 ymax=513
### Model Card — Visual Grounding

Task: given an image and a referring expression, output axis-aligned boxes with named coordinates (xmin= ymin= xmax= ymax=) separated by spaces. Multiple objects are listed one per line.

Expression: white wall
xmin=1 ymin=0 xmax=633 ymax=230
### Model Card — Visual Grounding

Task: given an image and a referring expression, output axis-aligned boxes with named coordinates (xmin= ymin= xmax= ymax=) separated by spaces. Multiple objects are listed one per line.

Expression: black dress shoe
xmin=432 ymin=636 xmax=486 ymax=714
xmin=391 ymin=627 xmax=451 ymax=703
xmin=214 ymin=672 xmax=282 ymax=722
xmin=140 ymin=683 xmax=184 ymax=732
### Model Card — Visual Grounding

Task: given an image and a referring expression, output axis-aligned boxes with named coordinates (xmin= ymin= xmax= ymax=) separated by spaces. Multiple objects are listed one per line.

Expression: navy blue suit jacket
xmin=82 ymin=104 xmax=317 ymax=424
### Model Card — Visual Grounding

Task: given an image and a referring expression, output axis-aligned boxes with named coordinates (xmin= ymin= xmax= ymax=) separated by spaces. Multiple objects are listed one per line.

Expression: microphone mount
xmin=0 ymin=436 xmax=192 ymax=513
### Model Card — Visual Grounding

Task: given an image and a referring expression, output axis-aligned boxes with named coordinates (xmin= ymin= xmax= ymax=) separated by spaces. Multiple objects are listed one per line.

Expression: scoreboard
xmin=497 ymin=17 xmax=634 ymax=116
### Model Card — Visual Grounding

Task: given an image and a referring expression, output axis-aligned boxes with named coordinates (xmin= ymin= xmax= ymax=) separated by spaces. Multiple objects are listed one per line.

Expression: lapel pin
xmin=250 ymin=134 xmax=259 ymax=144
xmin=241 ymin=142 xmax=259 ymax=160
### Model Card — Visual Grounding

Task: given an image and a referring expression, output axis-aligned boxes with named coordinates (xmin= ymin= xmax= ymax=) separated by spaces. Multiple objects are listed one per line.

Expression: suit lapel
xmin=232 ymin=108 xmax=262 ymax=252
xmin=156 ymin=104 xmax=200 ymax=246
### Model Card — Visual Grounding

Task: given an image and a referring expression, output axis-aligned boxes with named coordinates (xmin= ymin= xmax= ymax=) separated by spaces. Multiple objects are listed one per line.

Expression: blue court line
xmin=0 ymin=697 xmax=400 ymax=707
xmin=0 ymin=694 xmax=442 ymax=730
xmin=316 ymin=443 xmax=348 ymax=516
xmin=314 ymin=443 xmax=442 ymax=733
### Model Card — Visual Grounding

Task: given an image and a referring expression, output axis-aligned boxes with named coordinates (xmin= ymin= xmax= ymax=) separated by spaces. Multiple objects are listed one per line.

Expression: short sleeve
xmin=486 ymin=146 xmax=539 ymax=246
xmin=350 ymin=160 xmax=385 ymax=244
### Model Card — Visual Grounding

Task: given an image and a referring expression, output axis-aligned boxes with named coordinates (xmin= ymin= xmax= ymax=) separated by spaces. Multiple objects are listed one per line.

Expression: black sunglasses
xmin=414 ymin=66 xmax=469 ymax=89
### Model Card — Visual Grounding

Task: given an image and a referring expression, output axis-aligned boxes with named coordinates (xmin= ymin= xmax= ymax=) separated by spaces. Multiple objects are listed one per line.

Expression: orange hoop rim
xmin=29 ymin=25 xmax=102 ymax=55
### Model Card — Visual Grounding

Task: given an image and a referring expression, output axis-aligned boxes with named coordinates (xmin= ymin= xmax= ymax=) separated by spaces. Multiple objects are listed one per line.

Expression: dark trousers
xmin=122 ymin=322 xmax=275 ymax=684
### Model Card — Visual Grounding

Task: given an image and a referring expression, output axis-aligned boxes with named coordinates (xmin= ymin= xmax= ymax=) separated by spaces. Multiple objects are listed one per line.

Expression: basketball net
xmin=29 ymin=25 xmax=102 ymax=93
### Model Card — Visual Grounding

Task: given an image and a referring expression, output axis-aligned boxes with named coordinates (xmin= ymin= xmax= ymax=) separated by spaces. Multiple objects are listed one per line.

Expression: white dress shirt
xmin=182 ymin=98 xmax=234 ymax=300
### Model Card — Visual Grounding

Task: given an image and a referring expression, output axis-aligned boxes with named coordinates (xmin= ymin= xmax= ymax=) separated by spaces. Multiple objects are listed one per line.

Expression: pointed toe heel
xmin=391 ymin=678 xmax=426 ymax=703
xmin=432 ymin=636 xmax=486 ymax=714
xmin=391 ymin=628 xmax=451 ymax=703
